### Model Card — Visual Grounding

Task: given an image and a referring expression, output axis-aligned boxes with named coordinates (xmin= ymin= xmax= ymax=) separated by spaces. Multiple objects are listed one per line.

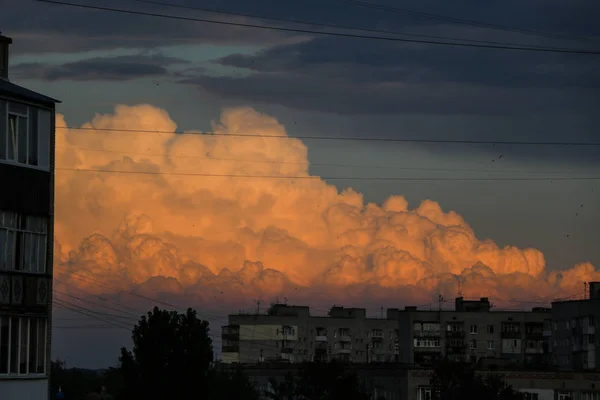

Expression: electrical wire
xmin=34 ymin=0 xmax=600 ymax=55
xmin=55 ymin=167 xmax=600 ymax=181
xmin=59 ymin=144 xmax=600 ymax=176
xmin=125 ymin=0 xmax=581 ymax=52
xmin=56 ymin=125 xmax=600 ymax=146
xmin=328 ymin=0 xmax=600 ymax=45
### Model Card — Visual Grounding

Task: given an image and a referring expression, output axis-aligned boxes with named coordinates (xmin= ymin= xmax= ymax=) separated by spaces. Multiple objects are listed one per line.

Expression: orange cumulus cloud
xmin=53 ymin=104 xmax=597 ymax=310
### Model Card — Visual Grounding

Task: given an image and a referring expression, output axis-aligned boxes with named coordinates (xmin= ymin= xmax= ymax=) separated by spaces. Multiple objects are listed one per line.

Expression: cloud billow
xmin=53 ymin=104 xmax=599 ymax=311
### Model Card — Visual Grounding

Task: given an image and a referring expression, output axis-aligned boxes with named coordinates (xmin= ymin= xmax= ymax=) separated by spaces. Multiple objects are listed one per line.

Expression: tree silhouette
xmin=265 ymin=361 xmax=370 ymax=400
xmin=118 ymin=307 xmax=214 ymax=400
xmin=430 ymin=359 xmax=524 ymax=400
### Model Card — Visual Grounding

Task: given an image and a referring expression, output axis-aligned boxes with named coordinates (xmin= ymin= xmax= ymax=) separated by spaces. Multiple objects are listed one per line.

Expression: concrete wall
xmin=0 ymin=378 xmax=48 ymax=400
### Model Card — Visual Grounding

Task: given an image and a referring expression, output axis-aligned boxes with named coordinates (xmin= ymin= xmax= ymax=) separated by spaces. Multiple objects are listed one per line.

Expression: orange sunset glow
xmin=52 ymin=104 xmax=598 ymax=309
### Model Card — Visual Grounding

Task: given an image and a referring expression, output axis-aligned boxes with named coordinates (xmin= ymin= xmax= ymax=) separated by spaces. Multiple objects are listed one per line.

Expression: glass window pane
xmin=18 ymin=115 xmax=28 ymax=164
xmin=28 ymin=319 xmax=36 ymax=373
xmin=36 ymin=318 xmax=45 ymax=373
xmin=23 ymin=233 xmax=31 ymax=272
xmin=38 ymin=235 xmax=46 ymax=273
xmin=30 ymin=234 xmax=39 ymax=273
xmin=19 ymin=318 xmax=28 ymax=373
xmin=28 ymin=108 xmax=38 ymax=166
xmin=0 ymin=100 xmax=6 ymax=160
xmin=0 ymin=316 xmax=8 ymax=373
xmin=5 ymin=230 xmax=15 ymax=270
xmin=37 ymin=110 xmax=50 ymax=169
xmin=0 ymin=228 xmax=5 ymax=269
xmin=9 ymin=317 xmax=18 ymax=373
xmin=8 ymin=114 xmax=16 ymax=160
xmin=8 ymin=102 xmax=27 ymax=115
xmin=15 ymin=231 xmax=23 ymax=271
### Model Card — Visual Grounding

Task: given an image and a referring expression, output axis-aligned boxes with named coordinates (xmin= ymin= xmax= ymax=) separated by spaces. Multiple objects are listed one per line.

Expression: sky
xmin=2 ymin=0 xmax=600 ymax=368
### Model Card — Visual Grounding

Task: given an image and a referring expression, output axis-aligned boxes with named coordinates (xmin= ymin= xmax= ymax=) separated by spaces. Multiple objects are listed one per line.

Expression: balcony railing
xmin=315 ymin=335 xmax=328 ymax=342
xmin=415 ymin=330 xmax=441 ymax=337
xmin=446 ymin=331 xmax=465 ymax=337
xmin=501 ymin=331 xmax=521 ymax=339
xmin=336 ymin=335 xmax=352 ymax=342
xmin=583 ymin=326 xmax=595 ymax=335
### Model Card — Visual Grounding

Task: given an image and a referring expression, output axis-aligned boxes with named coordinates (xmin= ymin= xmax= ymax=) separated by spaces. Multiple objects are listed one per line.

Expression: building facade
xmin=221 ymin=298 xmax=552 ymax=367
xmin=222 ymin=304 xmax=398 ymax=364
xmin=0 ymin=34 xmax=59 ymax=400
xmin=551 ymin=282 xmax=600 ymax=371
xmin=390 ymin=297 xmax=551 ymax=368
xmin=236 ymin=363 xmax=600 ymax=400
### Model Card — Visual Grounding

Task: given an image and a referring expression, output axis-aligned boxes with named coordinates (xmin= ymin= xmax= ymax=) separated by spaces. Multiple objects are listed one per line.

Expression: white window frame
xmin=0 ymin=316 xmax=47 ymax=376
xmin=558 ymin=391 xmax=573 ymax=400
xmin=487 ymin=340 xmax=495 ymax=350
xmin=417 ymin=387 xmax=434 ymax=400
xmin=470 ymin=325 xmax=477 ymax=334
xmin=0 ymin=100 xmax=50 ymax=171
xmin=0 ymin=210 xmax=47 ymax=273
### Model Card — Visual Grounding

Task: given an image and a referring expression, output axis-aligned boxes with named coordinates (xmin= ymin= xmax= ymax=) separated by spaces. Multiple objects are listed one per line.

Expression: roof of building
xmin=0 ymin=79 xmax=60 ymax=107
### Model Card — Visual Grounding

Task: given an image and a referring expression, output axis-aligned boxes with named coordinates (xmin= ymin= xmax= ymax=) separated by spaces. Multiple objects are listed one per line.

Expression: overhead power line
xmin=126 ymin=0 xmax=579 ymax=51
xmin=56 ymin=167 xmax=600 ymax=181
xmin=57 ymin=126 xmax=600 ymax=146
xmin=61 ymin=144 xmax=595 ymax=175
xmin=329 ymin=0 xmax=599 ymax=45
xmin=35 ymin=0 xmax=600 ymax=55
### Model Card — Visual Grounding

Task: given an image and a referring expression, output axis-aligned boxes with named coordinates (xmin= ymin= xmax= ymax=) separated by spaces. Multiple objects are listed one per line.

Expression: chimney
xmin=0 ymin=33 xmax=12 ymax=80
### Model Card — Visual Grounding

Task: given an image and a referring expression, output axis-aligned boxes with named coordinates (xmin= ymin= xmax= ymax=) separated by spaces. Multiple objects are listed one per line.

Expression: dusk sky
xmin=2 ymin=0 xmax=599 ymax=367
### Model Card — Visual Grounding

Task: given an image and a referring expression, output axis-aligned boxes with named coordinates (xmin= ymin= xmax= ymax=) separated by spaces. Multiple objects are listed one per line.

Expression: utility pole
xmin=381 ymin=306 xmax=384 ymax=319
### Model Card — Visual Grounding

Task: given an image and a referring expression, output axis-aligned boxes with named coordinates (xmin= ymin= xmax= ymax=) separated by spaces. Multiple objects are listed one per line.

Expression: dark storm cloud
xmin=181 ymin=34 xmax=600 ymax=116
xmin=2 ymin=0 xmax=598 ymax=54
xmin=12 ymin=54 xmax=188 ymax=81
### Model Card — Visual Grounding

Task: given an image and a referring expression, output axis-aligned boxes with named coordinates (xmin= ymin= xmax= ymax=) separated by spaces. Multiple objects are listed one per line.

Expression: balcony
xmin=222 ymin=345 xmax=240 ymax=353
xmin=371 ymin=330 xmax=385 ymax=340
xmin=525 ymin=347 xmax=544 ymax=354
xmin=501 ymin=331 xmax=521 ymax=339
xmin=222 ymin=325 xmax=240 ymax=340
xmin=336 ymin=335 xmax=352 ymax=342
xmin=415 ymin=330 xmax=441 ymax=338
xmin=543 ymin=330 xmax=552 ymax=337
xmin=315 ymin=335 xmax=328 ymax=342
xmin=583 ymin=326 xmax=595 ymax=335
xmin=334 ymin=347 xmax=352 ymax=354
xmin=446 ymin=331 xmax=465 ymax=338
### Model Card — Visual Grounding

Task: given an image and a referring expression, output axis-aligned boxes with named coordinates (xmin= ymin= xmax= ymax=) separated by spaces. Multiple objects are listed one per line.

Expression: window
xmin=486 ymin=325 xmax=494 ymax=334
xmin=414 ymin=338 xmax=440 ymax=348
xmin=0 ymin=101 xmax=49 ymax=169
xmin=470 ymin=340 xmax=477 ymax=350
xmin=522 ymin=393 xmax=539 ymax=400
xmin=0 ymin=210 xmax=47 ymax=273
xmin=417 ymin=387 xmax=433 ymax=400
xmin=582 ymin=393 xmax=600 ymax=400
xmin=470 ymin=325 xmax=477 ymax=334
xmin=558 ymin=392 xmax=573 ymax=400
xmin=0 ymin=316 xmax=46 ymax=375
xmin=487 ymin=340 xmax=495 ymax=350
